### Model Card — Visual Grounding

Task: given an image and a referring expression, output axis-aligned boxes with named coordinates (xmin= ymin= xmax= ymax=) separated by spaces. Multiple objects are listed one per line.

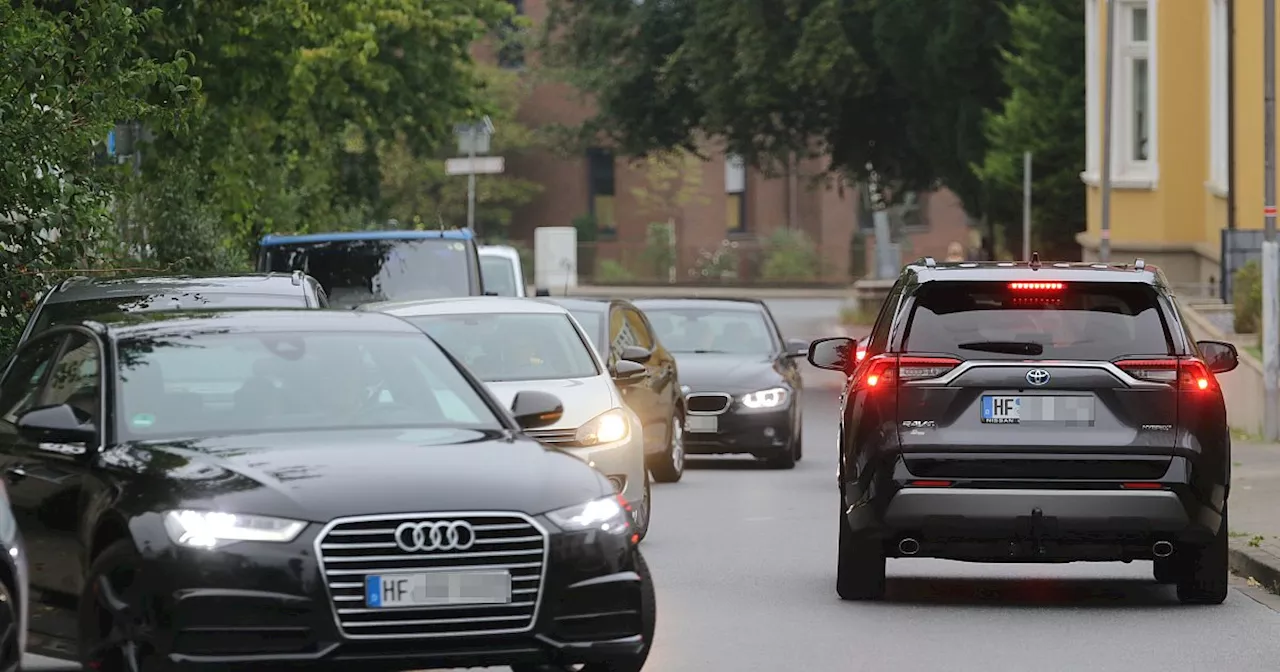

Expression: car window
xmin=641 ymin=307 xmax=775 ymax=355
xmin=115 ymin=331 xmax=501 ymax=440
xmin=0 ymin=335 xmax=64 ymax=426
xmin=39 ymin=332 xmax=102 ymax=426
xmin=262 ymin=239 xmax=475 ymax=307
xmin=567 ymin=309 xmax=604 ymax=351
xmin=623 ymin=309 xmax=654 ymax=349
xmin=867 ymin=280 xmax=905 ymax=356
xmin=407 ymin=313 xmax=601 ymax=382
xmin=30 ymin=293 xmax=308 ymax=337
xmin=480 ymin=256 xmax=520 ymax=297
xmin=902 ymin=281 xmax=1173 ymax=359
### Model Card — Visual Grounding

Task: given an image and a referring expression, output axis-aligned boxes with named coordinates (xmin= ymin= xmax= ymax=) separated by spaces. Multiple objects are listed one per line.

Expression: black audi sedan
xmin=0 ymin=484 xmax=28 ymax=672
xmin=0 ymin=309 xmax=653 ymax=671
xmin=631 ymin=297 xmax=809 ymax=469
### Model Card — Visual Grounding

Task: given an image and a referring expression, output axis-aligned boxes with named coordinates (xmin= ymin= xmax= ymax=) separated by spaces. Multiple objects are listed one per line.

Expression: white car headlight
xmin=163 ymin=510 xmax=307 ymax=549
xmin=576 ymin=408 xmax=630 ymax=446
xmin=740 ymin=387 xmax=789 ymax=409
xmin=546 ymin=495 xmax=632 ymax=536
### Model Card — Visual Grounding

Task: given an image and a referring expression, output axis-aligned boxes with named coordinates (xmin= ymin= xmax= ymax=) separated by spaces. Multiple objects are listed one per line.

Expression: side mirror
xmin=483 ymin=291 xmax=499 ymax=296
xmin=620 ymin=345 xmax=652 ymax=363
xmin=535 ymin=288 xmax=551 ymax=297
xmin=511 ymin=391 xmax=564 ymax=430
xmin=16 ymin=404 xmax=97 ymax=445
xmin=785 ymin=338 xmax=809 ymax=358
xmin=807 ymin=336 xmax=854 ymax=371
xmin=612 ymin=360 xmax=647 ymax=386
xmin=1197 ymin=340 xmax=1239 ymax=374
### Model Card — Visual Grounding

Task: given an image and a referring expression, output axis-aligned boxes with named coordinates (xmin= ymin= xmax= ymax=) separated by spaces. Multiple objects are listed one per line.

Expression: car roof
xmin=630 ymin=297 xmax=769 ymax=311
xmin=543 ymin=297 xmax=613 ymax=312
xmin=259 ymin=229 xmax=475 ymax=246
xmin=46 ymin=274 xmax=308 ymax=305
xmin=478 ymin=245 xmax=520 ymax=261
xmin=94 ymin=309 xmax=418 ymax=339
xmin=361 ymin=296 xmax=570 ymax=317
xmin=900 ymin=260 xmax=1166 ymax=286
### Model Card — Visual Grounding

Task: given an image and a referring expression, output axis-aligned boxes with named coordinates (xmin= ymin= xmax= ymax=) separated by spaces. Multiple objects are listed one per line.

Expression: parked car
xmin=256 ymin=229 xmax=485 ymax=307
xmin=479 ymin=244 xmax=527 ymax=297
xmin=0 ymin=309 xmax=654 ymax=670
xmin=0 ymin=481 xmax=27 ymax=672
xmin=632 ymin=297 xmax=809 ymax=469
xmin=362 ymin=297 xmax=655 ymax=538
xmin=546 ymin=297 xmax=685 ymax=482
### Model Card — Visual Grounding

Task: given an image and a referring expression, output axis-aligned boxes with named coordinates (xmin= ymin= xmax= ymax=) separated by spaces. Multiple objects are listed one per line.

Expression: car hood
xmin=483 ymin=376 xmax=619 ymax=430
xmin=105 ymin=428 xmax=610 ymax=523
xmin=670 ymin=353 xmax=785 ymax=393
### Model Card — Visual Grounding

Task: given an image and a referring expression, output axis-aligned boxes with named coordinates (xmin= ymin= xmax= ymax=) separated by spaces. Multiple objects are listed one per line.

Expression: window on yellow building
xmin=1209 ymin=0 xmax=1229 ymax=191
xmin=587 ymin=147 xmax=616 ymax=235
xmin=725 ymin=153 xmax=747 ymax=233
xmin=1118 ymin=1 xmax=1154 ymax=176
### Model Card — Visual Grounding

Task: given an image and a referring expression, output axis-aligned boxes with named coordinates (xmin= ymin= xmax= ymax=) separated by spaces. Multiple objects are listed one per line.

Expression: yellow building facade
xmin=1080 ymin=0 xmax=1275 ymax=295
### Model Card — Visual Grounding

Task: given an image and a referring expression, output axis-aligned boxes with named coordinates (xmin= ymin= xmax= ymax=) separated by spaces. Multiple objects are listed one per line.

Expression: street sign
xmin=446 ymin=156 xmax=505 ymax=176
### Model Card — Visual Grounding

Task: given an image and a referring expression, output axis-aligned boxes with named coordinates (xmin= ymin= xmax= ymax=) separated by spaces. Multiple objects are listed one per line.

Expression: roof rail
xmin=291 ymin=269 xmax=304 ymax=286
xmin=57 ymin=275 xmax=92 ymax=292
xmin=923 ymin=256 xmax=937 ymax=268
xmin=1133 ymin=258 xmax=1146 ymax=271
xmin=1029 ymin=252 xmax=1041 ymax=270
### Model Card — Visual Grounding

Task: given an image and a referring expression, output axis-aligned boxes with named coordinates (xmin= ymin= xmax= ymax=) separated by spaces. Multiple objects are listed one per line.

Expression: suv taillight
xmin=855 ymin=354 xmax=961 ymax=390
xmin=1114 ymin=357 xmax=1215 ymax=390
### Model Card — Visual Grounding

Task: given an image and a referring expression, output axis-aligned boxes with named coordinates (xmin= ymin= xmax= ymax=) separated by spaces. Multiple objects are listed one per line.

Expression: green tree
xmin=975 ymin=0 xmax=1086 ymax=260
xmin=0 ymin=0 xmax=194 ymax=353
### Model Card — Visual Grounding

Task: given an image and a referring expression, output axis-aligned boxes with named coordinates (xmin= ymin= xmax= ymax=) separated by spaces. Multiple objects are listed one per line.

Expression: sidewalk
xmin=1227 ymin=441 xmax=1280 ymax=592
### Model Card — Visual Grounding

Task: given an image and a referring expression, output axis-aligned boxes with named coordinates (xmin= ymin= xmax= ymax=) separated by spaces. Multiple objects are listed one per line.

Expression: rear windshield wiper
xmin=956 ymin=341 xmax=1045 ymax=356
xmin=689 ymin=349 xmax=731 ymax=354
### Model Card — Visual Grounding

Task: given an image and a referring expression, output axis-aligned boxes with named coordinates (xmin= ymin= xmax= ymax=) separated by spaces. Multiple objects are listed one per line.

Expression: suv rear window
xmin=903 ymin=281 xmax=1172 ymax=360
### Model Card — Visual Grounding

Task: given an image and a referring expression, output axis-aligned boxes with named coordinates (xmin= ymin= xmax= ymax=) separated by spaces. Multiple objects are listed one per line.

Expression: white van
xmin=479 ymin=244 xmax=536 ymax=297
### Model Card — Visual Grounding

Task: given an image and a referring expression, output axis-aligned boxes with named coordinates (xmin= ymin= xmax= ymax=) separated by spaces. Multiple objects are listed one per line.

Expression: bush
xmin=761 ymin=228 xmax=821 ymax=282
xmin=597 ymin=259 xmax=634 ymax=282
xmin=1234 ymin=260 xmax=1262 ymax=334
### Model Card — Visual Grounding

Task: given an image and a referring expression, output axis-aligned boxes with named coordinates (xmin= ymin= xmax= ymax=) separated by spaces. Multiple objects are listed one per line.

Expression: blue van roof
xmin=259 ymin=229 xmax=475 ymax=246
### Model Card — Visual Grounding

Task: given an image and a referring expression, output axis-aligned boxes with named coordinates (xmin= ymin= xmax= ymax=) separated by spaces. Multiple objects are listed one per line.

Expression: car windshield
xmin=903 ymin=281 xmax=1173 ymax=359
xmin=31 ymin=293 xmax=306 ymax=336
xmin=261 ymin=238 xmax=473 ymax=307
xmin=642 ymin=307 xmax=775 ymax=355
xmin=407 ymin=313 xmax=600 ymax=382
xmin=566 ymin=309 xmax=605 ymax=350
xmin=115 ymin=331 xmax=501 ymax=440
xmin=480 ymin=255 xmax=520 ymax=296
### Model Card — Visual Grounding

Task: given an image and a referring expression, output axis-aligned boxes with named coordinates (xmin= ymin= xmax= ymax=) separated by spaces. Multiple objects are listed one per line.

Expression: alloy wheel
xmin=670 ymin=415 xmax=685 ymax=474
xmin=84 ymin=567 xmax=156 ymax=672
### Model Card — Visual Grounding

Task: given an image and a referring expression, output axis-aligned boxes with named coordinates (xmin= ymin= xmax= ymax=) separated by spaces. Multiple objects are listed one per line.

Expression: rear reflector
xmin=1009 ymin=281 xmax=1064 ymax=291
xmin=1121 ymin=482 xmax=1164 ymax=489
xmin=908 ymin=480 xmax=953 ymax=488
xmin=1114 ymin=357 xmax=1215 ymax=390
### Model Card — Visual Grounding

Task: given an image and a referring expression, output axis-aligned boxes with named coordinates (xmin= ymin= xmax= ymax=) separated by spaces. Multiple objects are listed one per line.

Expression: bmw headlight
xmin=546 ymin=495 xmax=632 ymax=536
xmin=739 ymin=386 xmax=789 ymax=410
xmin=575 ymin=408 xmax=630 ymax=446
xmin=163 ymin=510 xmax=307 ymax=549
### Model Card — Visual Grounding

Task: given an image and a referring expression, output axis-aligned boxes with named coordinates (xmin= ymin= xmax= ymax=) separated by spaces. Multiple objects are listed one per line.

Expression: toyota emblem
xmin=394 ymin=520 xmax=476 ymax=552
xmin=1026 ymin=369 xmax=1051 ymax=386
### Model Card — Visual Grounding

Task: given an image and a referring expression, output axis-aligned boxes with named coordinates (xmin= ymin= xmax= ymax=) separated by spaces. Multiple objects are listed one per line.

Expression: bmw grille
xmin=315 ymin=512 xmax=549 ymax=639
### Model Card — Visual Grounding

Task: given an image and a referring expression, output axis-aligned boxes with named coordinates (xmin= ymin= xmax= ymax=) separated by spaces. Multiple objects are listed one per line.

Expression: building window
xmin=1209 ymin=0 xmax=1229 ymax=192
xmin=1085 ymin=0 xmax=1100 ymax=176
xmin=497 ymin=0 xmax=524 ymax=69
xmin=725 ymin=153 xmax=747 ymax=233
xmin=1116 ymin=0 xmax=1156 ymax=180
xmin=587 ymin=147 xmax=616 ymax=234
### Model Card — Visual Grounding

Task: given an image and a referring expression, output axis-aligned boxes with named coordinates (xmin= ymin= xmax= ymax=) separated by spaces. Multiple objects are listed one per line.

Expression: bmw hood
xmin=483 ymin=375 xmax=620 ymax=430
xmin=671 ymin=353 xmax=785 ymax=393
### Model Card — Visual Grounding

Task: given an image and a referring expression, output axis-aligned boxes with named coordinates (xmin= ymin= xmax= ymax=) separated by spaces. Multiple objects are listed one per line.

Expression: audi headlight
xmin=575 ymin=408 xmax=630 ymax=446
xmin=163 ymin=510 xmax=306 ymax=549
xmin=546 ymin=495 xmax=631 ymax=536
xmin=740 ymin=386 xmax=789 ymax=410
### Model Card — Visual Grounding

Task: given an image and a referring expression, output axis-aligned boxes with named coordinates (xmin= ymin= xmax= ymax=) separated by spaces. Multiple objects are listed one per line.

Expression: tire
xmin=0 ymin=574 xmax=19 ymax=672
xmin=512 ymin=551 xmax=655 ymax=672
xmin=78 ymin=539 xmax=162 ymax=672
xmin=633 ymin=471 xmax=652 ymax=542
xmin=1153 ymin=556 xmax=1179 ymax=584
xmin=650 ymin=410 xmax=685 ymax=483
xmin=793 ymin=427 xmax=804 ymax=462
xmin=765 ymin=444 xmax=796 ymax=470
xmin=836 ymin=498 xmax=885 ymax=600
xmin=1176 ymin=504 xmax=1230 ymax=605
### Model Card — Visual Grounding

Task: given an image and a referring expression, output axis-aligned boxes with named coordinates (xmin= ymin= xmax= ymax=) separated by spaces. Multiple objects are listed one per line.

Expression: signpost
xmin=451 ymin=117 xmax=501 ymax=235
xmin=1264 ymin=0 xmax=1278 ymax=440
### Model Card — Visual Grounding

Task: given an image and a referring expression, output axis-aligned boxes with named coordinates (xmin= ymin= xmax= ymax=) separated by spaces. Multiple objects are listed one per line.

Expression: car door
xmin=628 ymin=306 xmax=678 ymax=443
xmin=0 ymin=329 xmax=103 ymax=612
xmin=610 ymin=307 xmax=663 ymax=455
xmin=761 ymin=303 xmax=803 ymax=419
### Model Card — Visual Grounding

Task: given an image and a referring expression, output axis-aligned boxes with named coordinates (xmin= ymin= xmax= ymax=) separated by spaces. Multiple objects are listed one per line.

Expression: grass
xmin=838 ymin=304 xmax=877 ymax=327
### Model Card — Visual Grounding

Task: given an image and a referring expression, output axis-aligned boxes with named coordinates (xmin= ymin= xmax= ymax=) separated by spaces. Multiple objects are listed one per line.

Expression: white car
xmin=479 ymin=245 xmax=528 ymax=297
xmin=361 ymin=296 xmax=654 ymax=539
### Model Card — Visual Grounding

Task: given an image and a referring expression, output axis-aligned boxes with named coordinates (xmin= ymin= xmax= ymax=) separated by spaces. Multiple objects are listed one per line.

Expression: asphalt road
xmin=28 ymin=297 xmax=1280 ymax=671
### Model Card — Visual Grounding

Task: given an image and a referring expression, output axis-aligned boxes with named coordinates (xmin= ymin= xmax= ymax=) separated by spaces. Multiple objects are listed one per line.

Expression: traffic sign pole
xmin=1265 ymin=0 xmax=1278 ymax=440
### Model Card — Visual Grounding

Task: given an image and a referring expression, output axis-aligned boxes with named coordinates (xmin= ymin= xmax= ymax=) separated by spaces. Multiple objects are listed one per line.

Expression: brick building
xmin=491 ymin=0 xmax=975 ymax=284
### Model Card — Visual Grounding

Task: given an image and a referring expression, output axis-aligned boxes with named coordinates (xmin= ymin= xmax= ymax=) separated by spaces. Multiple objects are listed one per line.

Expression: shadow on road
xmin=878 ymin=576 xmax=1176 ymax=608
xmin=684 ymin=457 xmax=778 ymax=470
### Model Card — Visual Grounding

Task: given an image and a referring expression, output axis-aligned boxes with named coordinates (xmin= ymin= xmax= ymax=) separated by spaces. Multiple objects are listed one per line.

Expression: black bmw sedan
xmin=0 ymin=309 xmax=653 ymax=671
xmin=631 ymin=298 xmax=809 ymax=469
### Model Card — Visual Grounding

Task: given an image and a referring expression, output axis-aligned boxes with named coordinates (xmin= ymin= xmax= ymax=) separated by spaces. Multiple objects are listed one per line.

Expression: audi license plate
xmin=365 ymin=570 xmax=512 ymax=608
xmin=687 ymin=415 xmax=718 ymax=433
xmin=981 ymin=396 xmax=1095 ymax=425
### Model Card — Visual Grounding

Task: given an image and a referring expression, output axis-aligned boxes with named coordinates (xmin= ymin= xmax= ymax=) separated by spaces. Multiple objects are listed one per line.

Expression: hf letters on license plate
xmin=981 ymin=396 xmax=1095 ymax=425
xmin=365 ymin=570 xmax=512 ymax=608
xmin=686 ymin=415 xmax=718 ymax=433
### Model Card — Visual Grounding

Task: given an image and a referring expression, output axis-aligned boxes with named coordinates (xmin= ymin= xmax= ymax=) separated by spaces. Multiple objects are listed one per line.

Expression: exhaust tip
xmin=1152 ymin=541 xmax=1173 ymax=558
xmin=898 ymin=538 xmax=921 ymax=556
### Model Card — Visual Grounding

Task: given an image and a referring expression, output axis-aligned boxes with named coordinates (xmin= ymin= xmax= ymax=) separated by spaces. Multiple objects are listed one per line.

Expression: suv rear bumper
xmin=884 ymin=488 xmax=1191 ymax=531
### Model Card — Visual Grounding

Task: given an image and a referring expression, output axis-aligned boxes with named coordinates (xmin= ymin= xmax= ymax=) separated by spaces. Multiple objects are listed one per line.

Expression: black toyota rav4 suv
xmin=809 ymin=257 xmax=1239 ymax=605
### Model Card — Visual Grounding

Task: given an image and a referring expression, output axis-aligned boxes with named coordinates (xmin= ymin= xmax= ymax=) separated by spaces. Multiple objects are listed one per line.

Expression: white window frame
xmin=1082 ymin=0 xmax=1158 ymax=189
xmin=1085 ymin=0 xmax=1100 ymax=177
xmin=1208 ymin=0 xmax=1229 ymax=194
xmin=724 ymin=153 xmax=745 ymax=194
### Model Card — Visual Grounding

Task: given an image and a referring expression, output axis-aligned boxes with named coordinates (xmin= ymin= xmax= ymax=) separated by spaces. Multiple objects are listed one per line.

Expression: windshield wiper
xmin=956 ymin=341 xmax=1044 ymax=356
xmin=688 ymin=349 xmax=732 ymax=354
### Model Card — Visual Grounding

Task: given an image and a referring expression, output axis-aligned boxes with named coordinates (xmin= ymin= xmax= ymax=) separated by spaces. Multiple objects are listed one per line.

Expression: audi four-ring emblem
xmin=394 ymin=520 xmax=476 ymax=552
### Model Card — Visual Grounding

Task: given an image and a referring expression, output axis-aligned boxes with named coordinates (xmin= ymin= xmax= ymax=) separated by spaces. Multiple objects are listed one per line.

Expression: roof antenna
xmin=1029 ymin=251 xmax=1041 ymax=270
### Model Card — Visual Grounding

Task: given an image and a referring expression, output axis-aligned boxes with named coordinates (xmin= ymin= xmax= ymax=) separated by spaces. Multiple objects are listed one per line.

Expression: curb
xmin=1228 ymin=541 xmax=1280 ymax=594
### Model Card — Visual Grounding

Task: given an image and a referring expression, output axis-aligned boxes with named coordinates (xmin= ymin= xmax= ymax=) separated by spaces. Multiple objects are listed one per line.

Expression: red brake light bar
xmin=1009 ymin=282 xmax=1064 ymax=291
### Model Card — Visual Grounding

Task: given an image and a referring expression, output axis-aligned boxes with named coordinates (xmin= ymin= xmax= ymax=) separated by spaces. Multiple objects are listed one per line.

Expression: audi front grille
xmin=686 ymin=393 xmax=732 ymax=414
xmin=315 ymin=512 xmax=549 ymax=639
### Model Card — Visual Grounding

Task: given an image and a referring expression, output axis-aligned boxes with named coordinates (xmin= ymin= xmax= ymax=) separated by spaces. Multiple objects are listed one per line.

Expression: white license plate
xmin=365 ymin=570 xmax=512 ymax=608
xmin=981 ymin=396 xmax=1095 ymax=424
xmin=686 ymin=415 xmax=718 ymax=433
